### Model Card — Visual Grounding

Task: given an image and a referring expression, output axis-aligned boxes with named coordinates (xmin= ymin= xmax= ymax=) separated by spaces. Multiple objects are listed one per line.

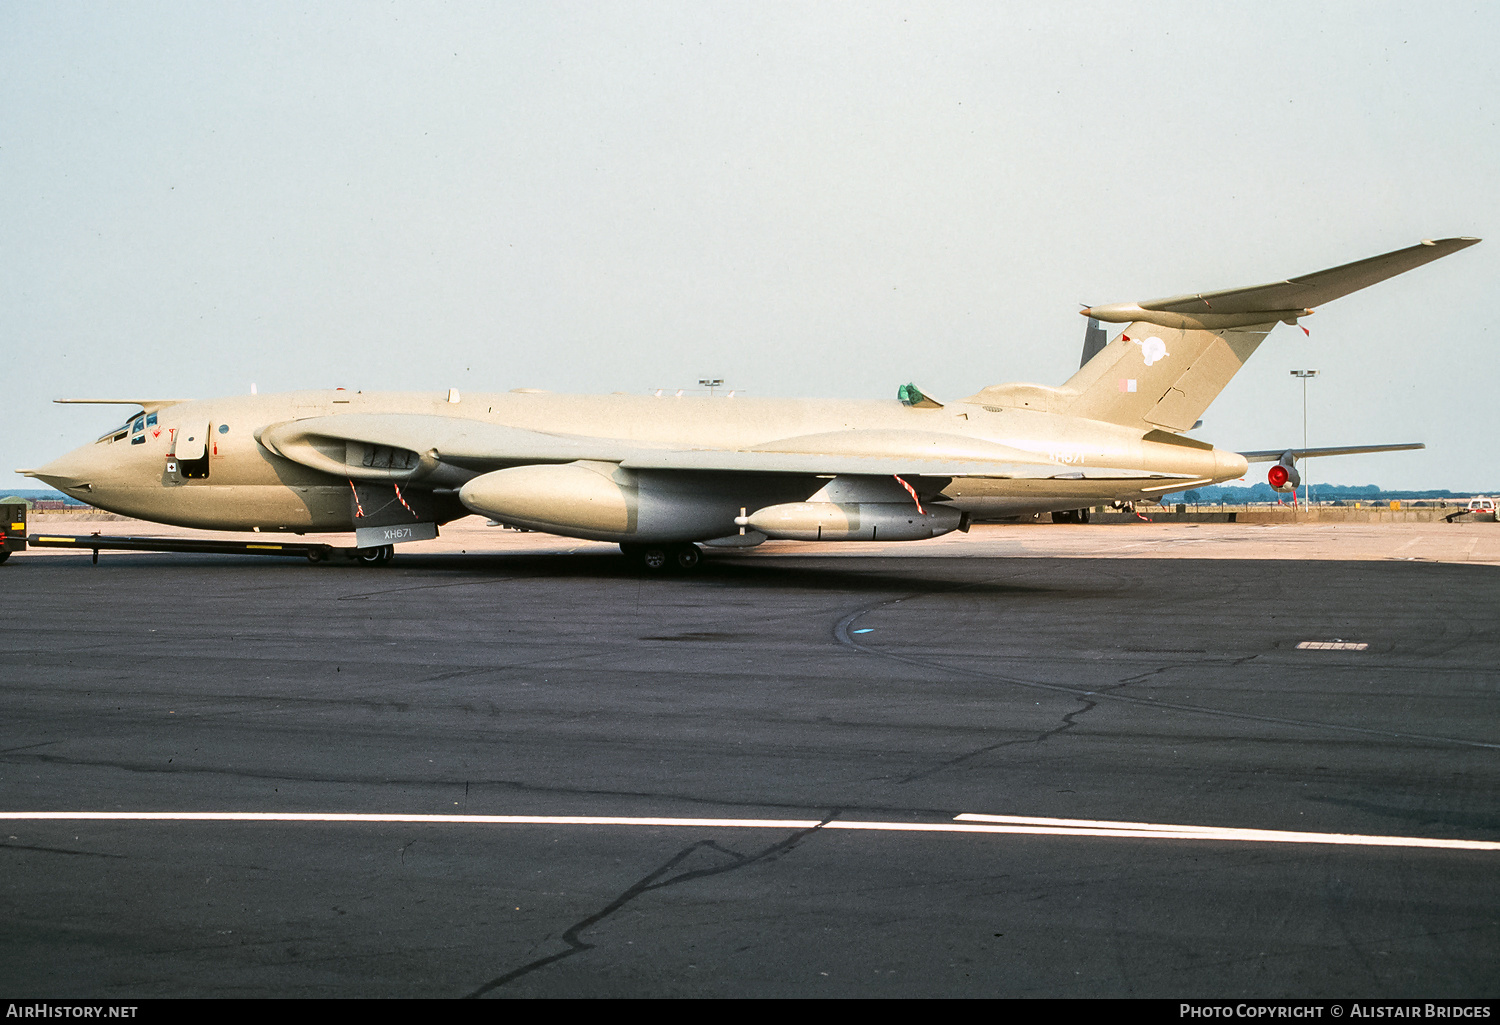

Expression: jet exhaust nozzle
xmin=1267 ymin=454 xmax=1301 ymax=491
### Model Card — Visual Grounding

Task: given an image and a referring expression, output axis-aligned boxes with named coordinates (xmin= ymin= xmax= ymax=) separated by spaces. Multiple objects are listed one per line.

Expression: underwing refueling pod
xmin=22 ymin=236 xmax=1478 ymax=570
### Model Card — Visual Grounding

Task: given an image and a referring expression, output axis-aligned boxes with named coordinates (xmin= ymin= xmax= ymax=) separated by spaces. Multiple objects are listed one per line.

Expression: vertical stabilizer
xmin=1061 ymin=322 xmax=1274 ymax=431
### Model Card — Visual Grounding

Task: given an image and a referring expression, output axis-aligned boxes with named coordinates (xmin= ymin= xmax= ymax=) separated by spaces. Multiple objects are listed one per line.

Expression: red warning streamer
xmin=393 ymin=483 xmax=418 ymax=519
xmin=348 ymin=480 xmax=365 ymax=519
xmin=893 ymin=475 xmax=926 ymax=515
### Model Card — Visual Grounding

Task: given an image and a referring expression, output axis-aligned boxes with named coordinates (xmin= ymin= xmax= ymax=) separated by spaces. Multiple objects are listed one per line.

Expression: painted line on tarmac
xmin=1 ymin=811 xmax=1496 ymax=851
xmin=951 ymin=814 xmax=1500 ymax=850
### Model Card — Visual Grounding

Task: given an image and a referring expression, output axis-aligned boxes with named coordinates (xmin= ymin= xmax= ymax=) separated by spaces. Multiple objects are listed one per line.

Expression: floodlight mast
xmin=1290 ymin=370 xmax=1319 ymax=504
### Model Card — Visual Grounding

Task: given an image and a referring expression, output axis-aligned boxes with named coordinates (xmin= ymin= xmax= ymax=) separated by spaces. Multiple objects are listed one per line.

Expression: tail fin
xmin=1060 ymin=321 xmax=1273 ymax=431
xmin=968 ymin=237 xmax=1479 ymax=431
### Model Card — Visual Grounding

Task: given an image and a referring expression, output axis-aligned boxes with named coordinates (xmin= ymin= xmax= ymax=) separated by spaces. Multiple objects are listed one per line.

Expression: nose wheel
xmin=621 ymin=542 xmax=701 ymax=572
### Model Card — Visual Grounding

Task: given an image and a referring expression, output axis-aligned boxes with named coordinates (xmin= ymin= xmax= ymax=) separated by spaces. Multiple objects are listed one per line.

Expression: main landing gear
xmin=301 ymin=544 xmax=394 ymax=566
xmin=1051 ymin=508 xmax=1091 ymax=524
xmin=352 ymin=544 xmax=394 ymax=565
xmin=620 ymin=542 xmax=702 ymax=572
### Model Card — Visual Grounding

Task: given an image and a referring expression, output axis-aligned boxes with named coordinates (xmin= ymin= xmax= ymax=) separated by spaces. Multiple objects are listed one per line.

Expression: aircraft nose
xmin=24 ymin=443 xmax=110 ymax=495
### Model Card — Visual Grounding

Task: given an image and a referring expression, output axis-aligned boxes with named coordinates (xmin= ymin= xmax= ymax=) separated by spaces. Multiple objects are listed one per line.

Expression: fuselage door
xmin=174 ymin=424 xmax=211 ymax=479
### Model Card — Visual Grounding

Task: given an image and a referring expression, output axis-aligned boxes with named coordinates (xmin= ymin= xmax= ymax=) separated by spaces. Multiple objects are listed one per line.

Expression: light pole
xmin=1290 ymin=370 xmax=1319 ymax=505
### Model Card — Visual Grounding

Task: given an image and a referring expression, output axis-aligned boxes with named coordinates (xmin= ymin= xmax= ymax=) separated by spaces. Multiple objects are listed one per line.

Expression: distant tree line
xmin=1165 ymin=483 xmax=1494 ymax=504
xmin=4 ymin=489 xmax=91 ymax=507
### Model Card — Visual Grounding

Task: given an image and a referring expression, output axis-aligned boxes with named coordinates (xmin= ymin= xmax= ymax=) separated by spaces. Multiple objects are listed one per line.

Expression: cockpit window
xmin=98 ymin=415 xmax=136 ymax=443
xmin=132 ymin=417 xmax=145 ymax=434
xmin=146 ymin=413 xmax=158 ymax=428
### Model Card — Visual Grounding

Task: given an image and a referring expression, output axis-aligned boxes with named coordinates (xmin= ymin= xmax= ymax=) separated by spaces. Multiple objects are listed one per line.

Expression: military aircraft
xmin=20 ymin=236 xmax=1478 ymax=570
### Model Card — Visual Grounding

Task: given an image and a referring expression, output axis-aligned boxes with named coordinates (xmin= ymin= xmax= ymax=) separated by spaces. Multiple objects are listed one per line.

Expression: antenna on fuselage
xmin=1080 ymin=317 xmax=1108 ymax=368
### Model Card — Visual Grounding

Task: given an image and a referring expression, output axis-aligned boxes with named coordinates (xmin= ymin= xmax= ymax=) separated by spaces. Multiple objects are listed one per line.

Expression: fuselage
xmin=27 ymin=388 xmax=1250 ymax=539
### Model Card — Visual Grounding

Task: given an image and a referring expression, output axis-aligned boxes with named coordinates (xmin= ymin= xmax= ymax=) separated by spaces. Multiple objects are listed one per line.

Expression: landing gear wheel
xmin=673 ymin=543 xmax=701 ymax=571
xmin=621 ymin=542 xmax=697 ymax=572
xmin=0 ymin=551 xmax=10 ymax=565
xmin=380 ymin=544 xmax=395 ymax=563
xmin=357 ymin=545 xmax=387 ymax=565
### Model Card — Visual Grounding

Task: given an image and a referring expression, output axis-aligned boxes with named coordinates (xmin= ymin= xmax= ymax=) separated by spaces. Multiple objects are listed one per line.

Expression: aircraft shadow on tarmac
xmin=21 ymin=548 xmax=1068 ymax=596
xmin=343 ymin=550 xmax=1066 ymax=596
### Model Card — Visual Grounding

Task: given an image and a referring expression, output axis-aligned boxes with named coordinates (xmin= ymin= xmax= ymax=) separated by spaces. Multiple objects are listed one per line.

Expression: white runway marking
xmin=953 ymin=814 xmax=1498 ymax=850
xmin=1 ymin=811 xmax=1496 ymax=851
xmin=0 ymin=812 xmax=822 ymax=828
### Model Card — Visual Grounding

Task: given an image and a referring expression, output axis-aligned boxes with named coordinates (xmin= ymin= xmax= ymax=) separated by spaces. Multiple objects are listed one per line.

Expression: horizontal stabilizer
xmin=1240 ymin=443 xmax=1424 ymax=463
xmin=1087 ymin=237 xmax=1479 ymax=325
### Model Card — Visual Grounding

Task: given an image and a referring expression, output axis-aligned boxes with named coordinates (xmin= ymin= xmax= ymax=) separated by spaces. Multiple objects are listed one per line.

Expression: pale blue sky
xmin=4 ymin=2 xmax=1495 ymax=491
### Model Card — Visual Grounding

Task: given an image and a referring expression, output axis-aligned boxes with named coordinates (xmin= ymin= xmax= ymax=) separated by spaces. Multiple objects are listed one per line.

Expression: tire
xmin=673 ymin=544 xmax=701 ymax=570
xmin=357 ymin=546 xmax=385 ymax=565
xmin=0 ymin=551 xmax=10 ymax=565
xmin=640 ymin=546 xmax=670 ymax=571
